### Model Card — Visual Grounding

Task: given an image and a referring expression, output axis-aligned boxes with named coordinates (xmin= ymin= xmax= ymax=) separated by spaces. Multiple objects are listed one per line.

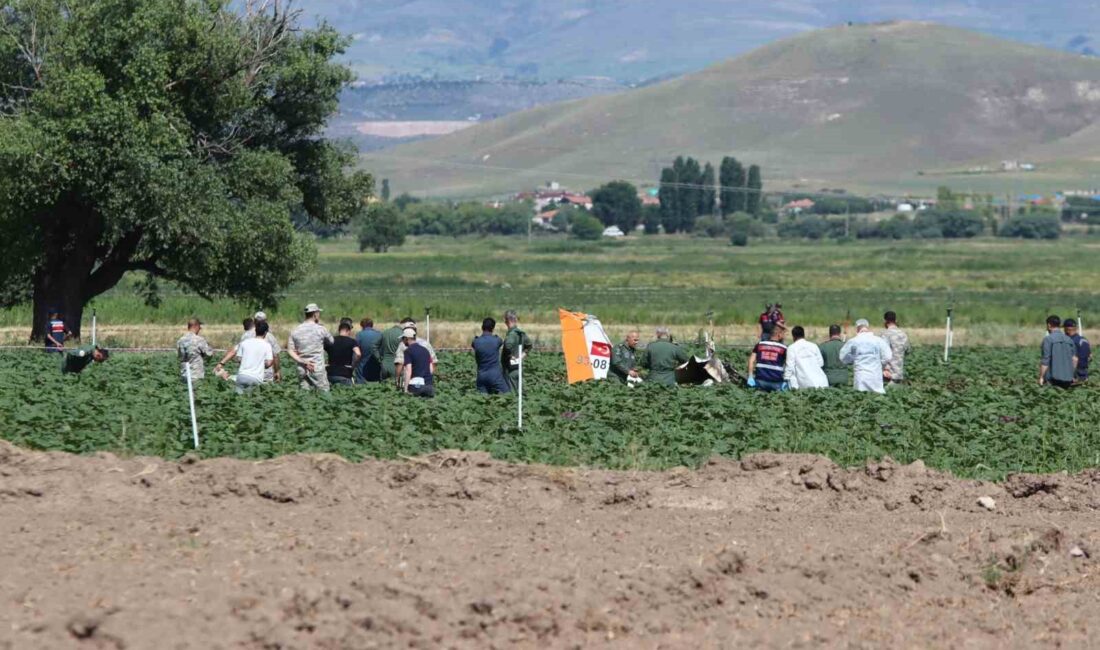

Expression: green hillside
xmin=361 ymin=22 xmax=1100 ymax=197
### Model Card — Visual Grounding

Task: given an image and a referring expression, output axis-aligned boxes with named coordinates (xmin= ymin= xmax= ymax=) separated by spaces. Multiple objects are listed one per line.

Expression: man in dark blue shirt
xmin=45 ymin=311 xmax=67 ymax=352
xmin=355 ymin=317 xmax=383 ymax=383
xmin=747 ymin=322 xmax=788 ymax=392
xmin=472 ymin=318 xmax=510 ymax=394
xmin=401 ymin=327 xmax=435 ymax=398
xmin=1064 ymin=319 xmax=1091 ymax=384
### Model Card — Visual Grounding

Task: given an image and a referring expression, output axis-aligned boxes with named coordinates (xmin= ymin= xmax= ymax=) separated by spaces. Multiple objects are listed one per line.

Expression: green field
xmin=1 ymin=347 xmax=1096 ymax=480
xmin=2 ymin=236 xmax=1096 ymax=346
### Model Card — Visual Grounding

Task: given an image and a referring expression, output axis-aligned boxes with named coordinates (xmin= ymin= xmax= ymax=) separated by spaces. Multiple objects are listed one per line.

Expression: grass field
xmin=1 ymin=235 xmax=1096 ymax=349
xmin=1 ymin=347 xmax=1096 ymax=480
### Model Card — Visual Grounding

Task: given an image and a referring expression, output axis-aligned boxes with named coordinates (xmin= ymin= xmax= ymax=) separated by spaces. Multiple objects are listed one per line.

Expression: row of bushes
xmin=777 ymin=210 xmax=1061 ymax=241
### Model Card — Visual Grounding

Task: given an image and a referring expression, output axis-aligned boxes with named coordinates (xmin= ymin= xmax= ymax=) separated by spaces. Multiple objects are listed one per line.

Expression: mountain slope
xmin=360 ymin=23 xmax=1100 ymax=196
xmin=311 ymin=1 xmax=1100 ymax=82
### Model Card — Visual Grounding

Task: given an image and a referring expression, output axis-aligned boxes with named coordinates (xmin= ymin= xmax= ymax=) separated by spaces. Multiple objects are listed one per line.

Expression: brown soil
xmin=2 ymin=442 xmax=1098 ymax=649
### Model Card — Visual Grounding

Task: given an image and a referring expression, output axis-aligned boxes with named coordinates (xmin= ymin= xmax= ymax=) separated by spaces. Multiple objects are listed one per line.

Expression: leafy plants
xmin=0 ymin=347 xmax=1096 ymax=481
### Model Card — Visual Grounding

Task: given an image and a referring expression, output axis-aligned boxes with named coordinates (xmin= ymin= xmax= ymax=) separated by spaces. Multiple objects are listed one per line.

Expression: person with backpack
xmin=1039 ymin=315 xmax=1078 ymax=389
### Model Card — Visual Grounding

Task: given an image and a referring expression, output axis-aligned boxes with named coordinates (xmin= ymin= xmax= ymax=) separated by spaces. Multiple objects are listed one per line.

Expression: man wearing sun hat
xmin=839 ymin=318 xmax=893 ymax=394
xmin=287 ymin=302 xmax=334 ymax=391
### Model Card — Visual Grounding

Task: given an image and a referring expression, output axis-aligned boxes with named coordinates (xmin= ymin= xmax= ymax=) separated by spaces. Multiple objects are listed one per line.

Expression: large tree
xmin=0 ymin=0 xmax=371 ymax=340
xmin=719 ymin=156 xmax=745 ymax=215
xmin=657 ymin=166 xmax=678 ymax=233
xmin=590 ymin=180 xmax=641 ymax=233
xmin=699 ymin=162 xmax=716 ymax=218
xmin=745 ymin=164 xmax=763 ymax=215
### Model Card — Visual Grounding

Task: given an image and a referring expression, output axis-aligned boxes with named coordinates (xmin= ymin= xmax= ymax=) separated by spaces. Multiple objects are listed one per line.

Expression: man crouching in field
xmin=62 ymin=345 xmax=109 ymax=374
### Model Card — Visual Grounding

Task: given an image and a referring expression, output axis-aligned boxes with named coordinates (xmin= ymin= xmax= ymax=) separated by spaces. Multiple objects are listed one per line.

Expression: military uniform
xmin=288 ymin=321 xmax=333 ymax=390
xmin=610 ymin=341 xmax=640 ymax=383
xmin=502 ymin=325 xmax=532 ymax=391
xmin=640 ymin=339 xmax=688 ymax=387
xmin=881 ymin=326 xmax=911 ymax=382
xmin=379 ymin=325 xmax=403 ymax=381
xmin=818 ymin=338 xmax=849 ymax=387
xmin=176 ymin=332 xmax=214 ymax=381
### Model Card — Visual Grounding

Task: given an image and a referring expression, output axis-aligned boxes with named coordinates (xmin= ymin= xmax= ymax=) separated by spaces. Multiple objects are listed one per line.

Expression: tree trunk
xmin=30 ymin=264 xmax=92 ymax=343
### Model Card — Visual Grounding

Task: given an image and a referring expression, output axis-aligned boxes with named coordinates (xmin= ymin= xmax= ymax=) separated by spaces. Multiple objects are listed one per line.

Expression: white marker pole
xmin=91 ymin=309 xmax=97 ymax=347
xmin=943 ymin=307 xmax=953 ymax=363
xmin=517 ymin=350 xmax=524 ymax=431
xmin=1078 ymin=308 xmax=1085 ymax=338
xmin=185 ymin=364 xmax=200 ymax=449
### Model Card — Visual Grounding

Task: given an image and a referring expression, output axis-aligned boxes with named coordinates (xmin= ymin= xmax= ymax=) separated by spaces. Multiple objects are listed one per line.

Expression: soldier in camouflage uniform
xmin=610 ymin=330 xmax=642 ymax=384
xmin=502 ymin=310 xmax=531 ymax=392
xmin=176 ymin=317 xmax=215 ymax=382
xmin=880 ymin=310 xmax=911 ymax=384
xmin=287 ymin=303 xmax=334 ymax=391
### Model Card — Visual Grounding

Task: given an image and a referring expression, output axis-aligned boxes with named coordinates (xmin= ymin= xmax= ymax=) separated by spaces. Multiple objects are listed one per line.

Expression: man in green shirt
xmin=502 ymin=310 xmax=531 ymax=392
xmin=62 ymin=345 xmax=109 ymax=374
xmin=610 ymin=330 xmax=642 ymax=384
xmin=818 ymin=324 xmax=848 ymax=387
xmin=641 ymin=326 xmax=688 ymax=387
xmin=379 ymin=317 xmax=407 ymax=384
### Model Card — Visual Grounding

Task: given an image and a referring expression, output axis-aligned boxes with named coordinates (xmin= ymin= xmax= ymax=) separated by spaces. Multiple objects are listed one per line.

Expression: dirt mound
xmin=2 ymin=441 xmax=1098 ymax=648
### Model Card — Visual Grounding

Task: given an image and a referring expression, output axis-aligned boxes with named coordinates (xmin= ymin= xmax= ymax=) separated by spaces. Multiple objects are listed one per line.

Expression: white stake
xmin=943 ymin=307 xmax=953 ymax=363
xmin=91 ymin=309 xmax=97 ymax=347
xmin=185 ymin=363 xmax=200 ymax=450
xmin=1078 ymin=309 xmax=1085 ymax=338
xmin=517 ymin=349 xmax=524 ymax=431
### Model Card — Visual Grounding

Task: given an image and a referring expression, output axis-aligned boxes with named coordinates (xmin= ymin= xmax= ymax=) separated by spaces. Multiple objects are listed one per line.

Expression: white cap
xmin=855 ymin=318 xmax=870 ymax=328
xmin=254 ymin=311 xmax=267 ymax=321
xmin=402 ymin=327 xmax=417 ymax=339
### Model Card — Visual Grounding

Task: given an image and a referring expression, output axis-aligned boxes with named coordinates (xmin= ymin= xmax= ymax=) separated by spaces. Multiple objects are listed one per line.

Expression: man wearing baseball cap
xmin=401 ymin=326 xmax=435 ymax=398
xmin=287 ymin=303 xmax=334 ymax=391
xmin=839 ymin=318 xmax=893 ymax=393
xmin=216 ymin=311 xmax=282 ymax=383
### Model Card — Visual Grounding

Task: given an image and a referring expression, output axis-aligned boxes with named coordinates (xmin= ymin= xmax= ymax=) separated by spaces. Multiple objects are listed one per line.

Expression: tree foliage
xmin=999 ymin=213 xmax=1061 ymax=240
xmin=590 ymin=180 xmax=641 ymax=233
xmin=0 ymin=0 xmax=371 ymax=337
xmin=401 ymin=201 xmax=531 ymax=237
xmin=569 ymin=212 xmax=604 ymax=240
xmin=357 ymin=203 xmax=407 ymax=252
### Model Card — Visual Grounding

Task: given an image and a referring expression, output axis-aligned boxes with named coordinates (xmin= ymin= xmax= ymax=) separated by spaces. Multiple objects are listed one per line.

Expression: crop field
xmin=2 ymin=346 xmax=1096 ymax=480
xmin=1 ymin=237 xmax=1098 ymax=346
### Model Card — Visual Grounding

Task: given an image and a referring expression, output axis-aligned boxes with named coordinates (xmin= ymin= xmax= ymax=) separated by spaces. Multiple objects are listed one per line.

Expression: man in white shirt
xmin=839 ymin=319 xmax=893 ymax=394
xmin=234 ymin=320 xmax=275 ymax=394
xmin=783 ymin=326 xmax=829 ymax=389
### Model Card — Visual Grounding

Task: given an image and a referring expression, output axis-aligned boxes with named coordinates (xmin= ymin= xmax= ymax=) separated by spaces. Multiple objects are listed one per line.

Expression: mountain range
xmin=359 ymin=22 xmax=1100 ymax=197
xmin=310 ymin=0 xmax=1100 ymax=82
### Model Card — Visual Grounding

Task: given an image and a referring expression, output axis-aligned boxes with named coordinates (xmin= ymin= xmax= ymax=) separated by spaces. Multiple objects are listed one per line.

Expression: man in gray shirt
xmin=288 ymin=303 xmax=334 ymax=391
xmin=1039 ymin=315 xmax=1078 ymax=388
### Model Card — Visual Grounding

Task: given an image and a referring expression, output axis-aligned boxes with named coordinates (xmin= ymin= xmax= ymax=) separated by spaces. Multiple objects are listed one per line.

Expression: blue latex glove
xmin=747 ymin=376 xmax=757 ymax=388
xmin=781 ymin=382 xmax=790 ymax=391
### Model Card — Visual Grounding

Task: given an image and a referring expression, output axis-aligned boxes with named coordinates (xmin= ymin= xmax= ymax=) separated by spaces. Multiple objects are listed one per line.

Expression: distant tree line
xmin=355 ymin=194 xmax=536 ymax=252
xmin=1062 ymin=196 xmax=1100 ymax=224
xmin=657 ymin=156 xmax=762 ymax=233
xmin=777 ymin=208 xmax=1061 ymax=241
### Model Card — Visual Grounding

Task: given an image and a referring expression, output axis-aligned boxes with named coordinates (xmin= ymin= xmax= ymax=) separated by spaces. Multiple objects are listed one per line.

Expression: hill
xmin=360 ymin=23 xmax=1100 ymax=197
xmin=312 ymin=1 xmax=1099 ymax=83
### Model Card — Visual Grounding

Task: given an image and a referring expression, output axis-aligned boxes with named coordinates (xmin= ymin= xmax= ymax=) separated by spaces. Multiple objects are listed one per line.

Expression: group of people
xmin=171 ymin=304 xmax=531 ymax=398
xmin=1039 ymin=315 xmax=1091 ymax=388
xmin=746 ymin=313 xmax=910 ymax=394
xmin=49 ymin=302 xmax=1091 ymax=394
